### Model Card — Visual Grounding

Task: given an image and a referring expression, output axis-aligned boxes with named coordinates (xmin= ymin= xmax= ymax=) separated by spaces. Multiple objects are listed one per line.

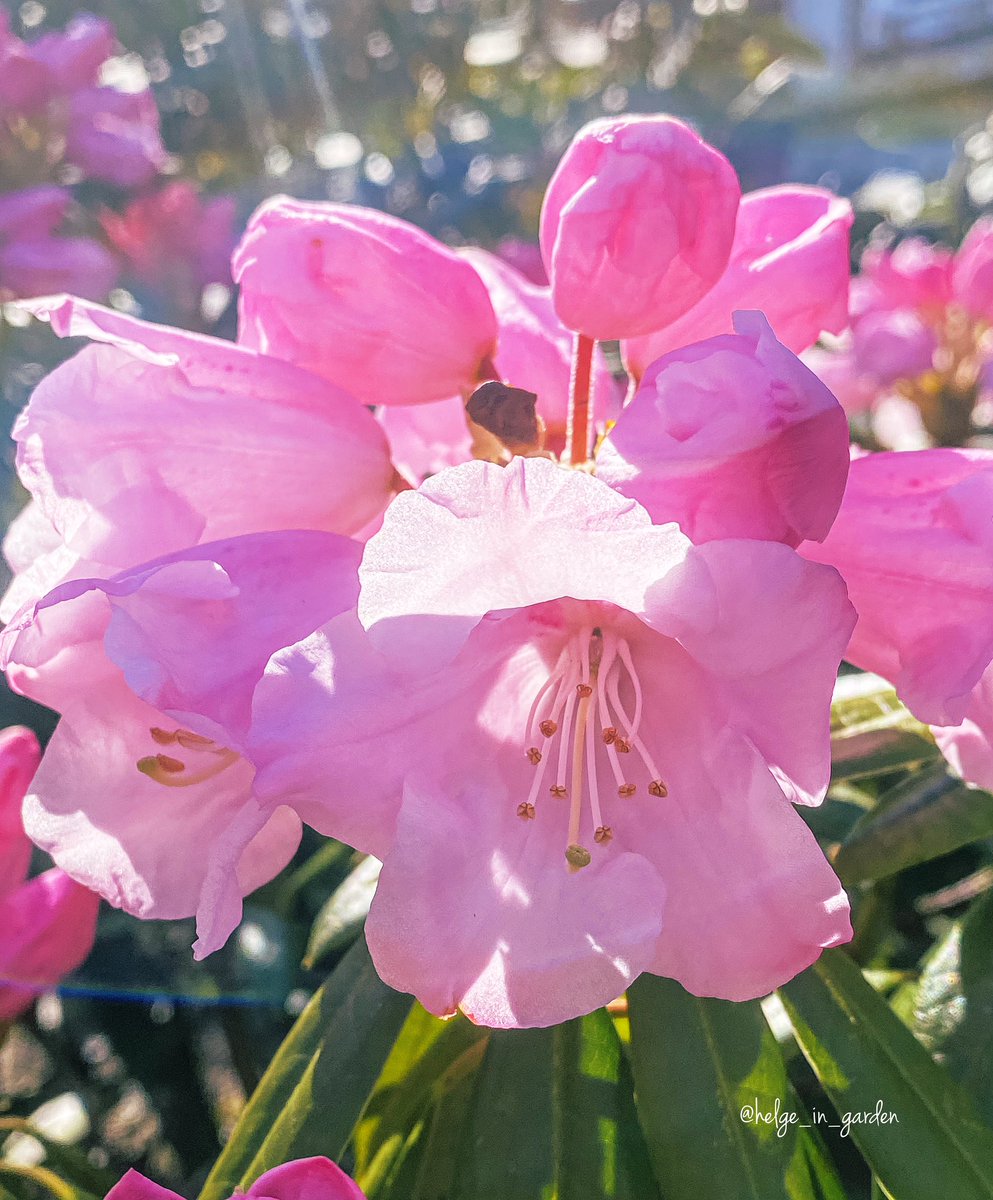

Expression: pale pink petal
xmin=862 ymin=237 xmax=953 ymax=315
xmin=599 ymin=312 xmax=850 ymax=546
xmin=933 ymin=669 xmax=993 ymax=790
xmin=358 ymin=457 xmax=702 ymax=669
xmin=853 ymin=308 xmax=937 ymax=385
xmin=953 ymin=217 xmax=993 ymax=321
xmin=540 ymin=115 xmax=740 ymax=339
xmin=623 ymin=186 xmax=852 ymax=378
xmin=17 ymin=297 xmax=394 ymax=563
xmin=234 ymin=198 xmax=498 ymax=405
xmin=377 ymin=397 xmax=473 ymax=485
xmin=65 ymin=85 xmax=165 ymax=188
xmin=802 ymin=449 xmax=993 ymax=725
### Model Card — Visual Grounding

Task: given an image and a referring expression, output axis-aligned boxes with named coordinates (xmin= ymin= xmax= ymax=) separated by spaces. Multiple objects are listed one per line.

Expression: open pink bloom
xmin=0 ymin=187 xmax=116 ymax=300
xmin=107 ymin=1158 xmax=366 ymax=1200
xmin=234 ymin=198 xmax=499 ymax=406
xmin=65 ymin=85 xmax=165 ymax=188
xmin=0 ymin=726 xmax=99 ymax=1022
xmin=539 ymin=115 xmax=740 ymax=340
xmin=623 ymin=187 xmax=852 ymax=379
xmin=1 ymin=531 xmax=364 ymax=958
xmin=598 ymin=312 xmax=849 ymax=546
xmin=953 ymin=217 xmax=993 ymax=322
xmin=254 ymin=458 xmax=853 ymax=1027
xmin=862 ymin=237 xmax=953 ymax=317
xmin=3 ymin=295 xmax=393 ymax=618
xmin=801 ymin=449 xmax=993 ymax=728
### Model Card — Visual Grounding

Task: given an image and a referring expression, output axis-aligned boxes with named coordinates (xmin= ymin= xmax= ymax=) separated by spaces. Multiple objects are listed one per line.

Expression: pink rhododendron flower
xmin=101 ymin=181 xmax=238 ymax=313
xmin=1 ymin=531 xmax=364 ymax=957
xmin=0 ymin=187 xmax=116 ymax=300
xmin=853 ymin=309 xmax=938 ymax=386
xmin=3 ymin=295 xmax=394 ymax=618
xmin=0 ymin=726 xmax=99 ymax=1022
xmin=234 ymin=198 xmax=499 ymax=406
xmin=65 ymin=85 xmax=165 ymax=188
xmin=624 ymin=187 xmax=852 ymax=379
xmin=598 ymin=312 xmax=849 ymax=546
xmin=495 ymin=236 xmax=548 ymax=285
xmin=377 ymin=397 xmax=475 ymax=485
xmin=107 ymin=1158 xmax=366 ymax=1200
xmin=801 ymin=449 xmax=993 ymax=728
xmin=952 ymin=217 xmax=993 ymax=322
xmin=253 ymin=457 xmax=854 ymax=1027
xmin=539 ymin=114 xmax=740 ymax=340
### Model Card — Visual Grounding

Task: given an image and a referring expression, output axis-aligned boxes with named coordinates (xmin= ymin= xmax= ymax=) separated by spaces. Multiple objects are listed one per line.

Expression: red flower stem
xmin=566 ymin=333 xmax=596 ymax=467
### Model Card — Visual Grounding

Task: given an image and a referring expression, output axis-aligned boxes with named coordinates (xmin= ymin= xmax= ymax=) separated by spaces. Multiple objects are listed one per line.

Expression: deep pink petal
xmin=105 ymin=1172 xmax=182 ymax=1200
xmin=0 ymin=726 xmax=40 ymax=895
xmin=250 ymin=1158 xmax=368 ymax=1200
xmin=234 ymin=198 xmax=498 ymax=405
xmin=0 ymin=868 xmax=99 ymax=1022
xmin=953 ymin=217 xmax=993 ymax=321
xmin=599 ymin=312 xmax=850 ymax=546
xmin=623 ymin=186 xmax=852 ymax=377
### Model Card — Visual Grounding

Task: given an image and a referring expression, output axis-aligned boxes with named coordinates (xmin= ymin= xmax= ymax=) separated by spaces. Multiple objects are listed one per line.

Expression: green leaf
xmin=830 ymin=676 xmax=938 ymax=782
xmin=833 ymin=764 xmax=993 ymax=885
xmin=913 ymin=888 xmax=993 ymax=1125
xmin=627 ymin=975 xmax=845 ymax=1200
xmin=411 ymin=1043 xmax=488 ymax=1200
xmin=304 ymin=855 xmax=382 ymax=968
xmin=780 ymin=948 xmax=993 ymax=1200
xmin=553 ymin=1009 xmax=660 ymax=1200
xmin=198 ymin=938 xmax=411 ymax=1200
xmin=353 ymin=1005 xmax=486 ymax=1195
xmin=454 ymin=1028 xmax=556 ymax=1200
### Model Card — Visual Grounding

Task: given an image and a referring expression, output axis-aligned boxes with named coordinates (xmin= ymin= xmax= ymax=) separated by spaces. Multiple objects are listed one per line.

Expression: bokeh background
xmin=3 ymin=0 xmax=993 ymax=1193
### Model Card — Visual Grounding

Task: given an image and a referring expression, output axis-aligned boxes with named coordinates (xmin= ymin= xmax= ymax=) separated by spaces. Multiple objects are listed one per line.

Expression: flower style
xmin=1 ymin=531 xmax=364 ymax=957
xmin=0 ymin=726 xmax=99 ymax=1023
xmin=106 ymin=1158 xmax=367 ymax=1200
xmin=2 ymin=294 xmax=394 ymax=620
xmin=253 ymin=457 xmax=854 ymax=1027
xmin=233 ymin=198 xmax=500 ymax=407
xmin=539 ymin=114 xmax=741 ymax=339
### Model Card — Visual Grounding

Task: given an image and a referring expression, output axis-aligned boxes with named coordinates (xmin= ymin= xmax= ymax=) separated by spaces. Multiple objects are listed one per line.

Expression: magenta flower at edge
xmin=598 ymin=311 xmax=850 ymax=546
xmin=252 ymin=457 xmax=854 ymax=1027
xmin=0 ymin=726 xmax=99 ymax=1023
xmin=1 ymin=531 xmax=365 ymax=957
xmin=107 ymin=1158 xmax=366 ymax=1200
xmin=233 ymin=198 xmax=500 ymax=406
xmin=539 ymin=114 xmax=741 ymax=340
xmin=2 ymin=294 xmax=394 ymax=620
xmin=623 ymin=186 xmax=853 ymax=380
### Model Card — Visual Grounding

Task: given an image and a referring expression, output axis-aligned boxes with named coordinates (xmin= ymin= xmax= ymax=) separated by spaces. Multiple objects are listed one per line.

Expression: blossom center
xmin=519 ymin=624 xmax=667 ymax=871
xmin=136 ymin=727 xmax=239 ymax=787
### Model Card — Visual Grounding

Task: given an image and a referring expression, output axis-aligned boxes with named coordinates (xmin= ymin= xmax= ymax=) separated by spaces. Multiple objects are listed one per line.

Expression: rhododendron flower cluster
xmin=0 ymin=725 xmax=98 ymax=1023
xmin=807 ymin=224 xmax=993 ymax=449
xmin=8 ymin=110 xmax=938 ymax=1030
xmin=0 ymin=9 xmax=165 ymax=300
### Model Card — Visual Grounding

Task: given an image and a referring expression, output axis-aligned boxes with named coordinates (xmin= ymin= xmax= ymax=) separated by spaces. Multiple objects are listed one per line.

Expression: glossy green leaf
xmin=453 ymin=1028 xmax=556 ymax=1200
xmin=830 ymin=676 xmax=938 ymax=782
xmin=411 ymin=1043 xmax=488 ymax=1200
xmin=553 ymin=1009 xmax=660 ymax=1200
xmin=304 ymin=855 xmax=382 ymax=968
xmin=627 ymin=975 xmax=845 ymax=1200
xmin=913 ymin=888 xmax=993 ymax=1125
xmin=780 ymin=948 xmax=993 ymax=1200
xmin=354 ymin=1004 xmax=486 ymax=1195
xmin=833 ymin=764 xmax=993 ymax=885
xmin=199 ymin=938 xmax=411 ymax=1200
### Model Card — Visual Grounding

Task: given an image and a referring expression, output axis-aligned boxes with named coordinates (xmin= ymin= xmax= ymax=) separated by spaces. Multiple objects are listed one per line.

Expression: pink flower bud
xmin=234 ymin=198 xmax=499 ymax=406
xmin=539 ymin=115 xmax=740 ymax=340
